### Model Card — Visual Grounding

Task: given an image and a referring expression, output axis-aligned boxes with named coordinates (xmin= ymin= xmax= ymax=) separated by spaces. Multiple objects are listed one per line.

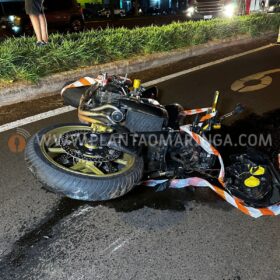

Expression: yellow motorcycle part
xmin=244 ymin=176 xmax=261 ymax=188
xmin=213 ymin=123 xmax=221 ymax=130
xmin=90 ymin=123 xmax=111 ymax=133
xmin=133 ymin=79 xmax=141 ymax=89
xmin=212 ymin=91 xmax=220 ymax=112
xmin=249 ymin=166 xmax=265 ymax=176
xmin=84 ymin=143 xmax=97 ymax=149
xmin=202 ymin=124 xmax=209 ymax=131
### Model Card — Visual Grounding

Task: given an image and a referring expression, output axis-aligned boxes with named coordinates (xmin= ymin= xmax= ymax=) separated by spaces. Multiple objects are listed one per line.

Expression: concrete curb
xmin=0 ymin=32 xmax=275 ymax=108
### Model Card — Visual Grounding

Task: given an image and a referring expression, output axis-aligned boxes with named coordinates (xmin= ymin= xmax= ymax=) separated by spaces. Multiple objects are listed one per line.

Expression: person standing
xmin=25 ymin=0 xmax=48 ymax=46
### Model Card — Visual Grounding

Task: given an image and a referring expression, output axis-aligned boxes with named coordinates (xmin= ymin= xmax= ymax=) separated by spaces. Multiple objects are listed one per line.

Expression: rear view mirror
xmin=220 ymin=103 xmax=246 ymax=122
xmin=141 ymin=86 xmax=158 ymax=99
xmin=233 ymin=103 xmax=245 ymax=115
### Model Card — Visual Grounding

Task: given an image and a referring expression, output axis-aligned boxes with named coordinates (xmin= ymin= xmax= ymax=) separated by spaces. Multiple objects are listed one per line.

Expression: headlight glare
xmin=8 ymin=15 xmax=15 ymax=22
xmin=186 ymin=6 xmax=195 ymax=17
xmin=223 ymin=4 xmax=235 ymax=18
xmin=12 ymin=26 xmax=21 ymax=33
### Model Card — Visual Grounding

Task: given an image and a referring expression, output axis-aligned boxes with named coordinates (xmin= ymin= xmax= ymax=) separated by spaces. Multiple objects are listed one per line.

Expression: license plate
xmin=204 ymin=15 xmax=213 ymax=19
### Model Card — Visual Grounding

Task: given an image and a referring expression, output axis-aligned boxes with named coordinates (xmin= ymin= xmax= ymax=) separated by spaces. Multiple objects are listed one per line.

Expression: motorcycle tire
xmin=25 ymin=124 xmax=144 ymax=201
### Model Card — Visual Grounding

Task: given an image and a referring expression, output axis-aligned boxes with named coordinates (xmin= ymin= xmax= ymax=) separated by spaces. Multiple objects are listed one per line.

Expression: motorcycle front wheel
xmin=25 ymin=124 xmax=144 ymax=201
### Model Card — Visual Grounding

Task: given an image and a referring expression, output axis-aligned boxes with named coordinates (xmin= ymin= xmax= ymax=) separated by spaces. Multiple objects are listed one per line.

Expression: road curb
xmin=0 ymin=32 xmax=274 ymax=108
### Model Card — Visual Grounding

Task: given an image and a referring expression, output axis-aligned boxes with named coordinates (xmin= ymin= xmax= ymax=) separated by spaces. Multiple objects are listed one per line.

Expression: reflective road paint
xmin=231 ymin=68 xmax=280 ymax=93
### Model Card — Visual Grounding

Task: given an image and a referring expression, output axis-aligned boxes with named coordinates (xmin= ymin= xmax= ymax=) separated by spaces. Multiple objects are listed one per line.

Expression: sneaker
xmin=36 ymin=41 xmax=47 ymax=47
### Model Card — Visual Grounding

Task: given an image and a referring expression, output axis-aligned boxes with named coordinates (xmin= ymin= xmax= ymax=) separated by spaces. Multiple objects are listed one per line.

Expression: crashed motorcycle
xmin=25 ymin=74 xmax=280 ymax=218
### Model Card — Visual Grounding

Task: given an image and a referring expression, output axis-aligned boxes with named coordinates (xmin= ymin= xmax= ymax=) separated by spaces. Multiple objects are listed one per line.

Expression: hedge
xmin=0 ymin=13 xmax=279 ymax=83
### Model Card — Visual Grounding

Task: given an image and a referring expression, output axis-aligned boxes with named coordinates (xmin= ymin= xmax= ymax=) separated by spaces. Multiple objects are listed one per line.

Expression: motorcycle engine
xmin=170 ymin=135 xmax=216 ymax=171
xmin=90 ymin=83 xmax=126 ymax=106
xmin=84 ymin=82 xmax=168 ymax=132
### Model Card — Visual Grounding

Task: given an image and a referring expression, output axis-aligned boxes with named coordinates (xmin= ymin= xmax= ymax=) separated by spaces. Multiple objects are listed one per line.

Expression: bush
xmin=0 ymin=14 xmax=279 ymax=83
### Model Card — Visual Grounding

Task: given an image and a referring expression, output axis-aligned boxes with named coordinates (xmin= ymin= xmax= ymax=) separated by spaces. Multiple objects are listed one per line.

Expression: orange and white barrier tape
xmin=61 ymin=76 xmax=102 ymax=95
xmin=184 ymin=108 xmax=210 ymax=115
xmin=61 ymin=75 xmax=132 ymax=95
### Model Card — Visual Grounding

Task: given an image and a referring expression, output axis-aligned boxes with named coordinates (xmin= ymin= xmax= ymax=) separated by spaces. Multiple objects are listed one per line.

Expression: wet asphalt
xmin=0 ymin=43 xmax=280 ymax=279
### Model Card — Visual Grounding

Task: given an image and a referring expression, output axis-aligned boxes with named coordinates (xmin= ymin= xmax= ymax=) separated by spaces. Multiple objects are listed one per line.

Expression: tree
xmin=132 ymin=0 xmax=139 ymax=16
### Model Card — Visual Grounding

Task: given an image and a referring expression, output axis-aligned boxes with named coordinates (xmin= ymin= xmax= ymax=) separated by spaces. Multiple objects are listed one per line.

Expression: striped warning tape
xmin=61 ymin=76 xmax=102 ymax=95
xmin=60 ymin=75 xmax=133 ymax=95
xmin=184 ymin=108 xmax=210 ymax=115
xmin=184 ymin=107 xmax=217 ymax=123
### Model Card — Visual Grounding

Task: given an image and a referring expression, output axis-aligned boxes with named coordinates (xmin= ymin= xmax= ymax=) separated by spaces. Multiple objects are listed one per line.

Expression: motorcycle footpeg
xmin=147 ymin=170 xmax=175 ymax=179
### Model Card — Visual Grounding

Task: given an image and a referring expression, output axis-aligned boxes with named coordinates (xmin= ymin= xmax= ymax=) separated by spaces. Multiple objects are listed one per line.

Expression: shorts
xmin=25 ymin=0 xmax=44 ymax=15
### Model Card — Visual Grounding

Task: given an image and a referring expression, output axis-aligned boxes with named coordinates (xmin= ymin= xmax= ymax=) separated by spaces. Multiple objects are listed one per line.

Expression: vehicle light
xmin=186 ymin=6 xmax=195 ymax=17
xmin=8 ymin=15 xmax=21 ymax=25
xmin=223 ymin=4 xmax=235 ymax=18
xmin=12 ymin=26 xmax=21 ymax=33
xmin=8 ymin=15 xmax=15 ymax=22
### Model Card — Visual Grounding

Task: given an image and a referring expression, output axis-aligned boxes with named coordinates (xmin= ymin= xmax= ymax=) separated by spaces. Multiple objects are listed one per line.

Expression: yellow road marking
xmin=231 ymin=69 xmax=280 ymax=93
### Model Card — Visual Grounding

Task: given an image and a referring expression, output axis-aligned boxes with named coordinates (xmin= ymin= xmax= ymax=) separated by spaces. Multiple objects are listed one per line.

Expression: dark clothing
xmin=25 ymin=0 xmax=44 ymax=15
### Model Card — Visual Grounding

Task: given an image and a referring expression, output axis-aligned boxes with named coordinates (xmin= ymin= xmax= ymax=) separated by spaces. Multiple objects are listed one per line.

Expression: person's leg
xmin=29 ymin=14 xmax=42 ymax=42
xmin=38 ymin=13 xmax=48 ymax=43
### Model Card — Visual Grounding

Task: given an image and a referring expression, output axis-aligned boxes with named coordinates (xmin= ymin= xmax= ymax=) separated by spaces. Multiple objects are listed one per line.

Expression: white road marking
xmin=0 ymin=44 xmax=274 ymax=134
xmin=143 ymin=44 xmax=274 ymax=87
xmin=0 ymin=106 xmax=75 ymax=133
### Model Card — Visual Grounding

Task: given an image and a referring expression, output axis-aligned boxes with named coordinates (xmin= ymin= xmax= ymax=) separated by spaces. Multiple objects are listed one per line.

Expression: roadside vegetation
xmin=0 ymin=14 xmax=279 ymax=84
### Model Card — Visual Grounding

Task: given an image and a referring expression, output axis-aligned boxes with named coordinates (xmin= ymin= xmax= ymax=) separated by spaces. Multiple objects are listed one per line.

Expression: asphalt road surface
xmin=0 ymin=43 xmax=279 ymax=280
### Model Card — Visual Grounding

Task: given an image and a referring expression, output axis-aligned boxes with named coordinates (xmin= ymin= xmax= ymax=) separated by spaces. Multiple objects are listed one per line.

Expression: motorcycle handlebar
xmin=220 ymin=103 xmax=245 ymax=122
